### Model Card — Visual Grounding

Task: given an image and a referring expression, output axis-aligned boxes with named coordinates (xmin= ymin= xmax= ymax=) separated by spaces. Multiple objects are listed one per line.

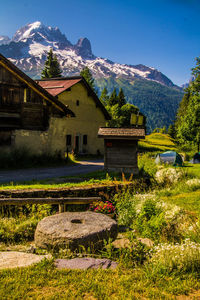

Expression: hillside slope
xmin=96 ymin=77 xmax=183 ymax=131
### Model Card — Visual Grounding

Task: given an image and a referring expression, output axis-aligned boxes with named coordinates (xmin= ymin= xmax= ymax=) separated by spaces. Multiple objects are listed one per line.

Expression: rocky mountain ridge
xmin=0 ymin=21 xmax=179 ymax=88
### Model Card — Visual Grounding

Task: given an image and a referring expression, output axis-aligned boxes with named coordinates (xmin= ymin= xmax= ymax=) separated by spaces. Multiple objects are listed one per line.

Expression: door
xmin=75 ymin=135 xmax=79 ymax=153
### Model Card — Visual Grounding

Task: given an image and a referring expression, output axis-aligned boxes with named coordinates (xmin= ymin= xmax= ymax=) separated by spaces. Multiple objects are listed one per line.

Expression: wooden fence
xmin=0 ymin=197 xmax=101 ymax=213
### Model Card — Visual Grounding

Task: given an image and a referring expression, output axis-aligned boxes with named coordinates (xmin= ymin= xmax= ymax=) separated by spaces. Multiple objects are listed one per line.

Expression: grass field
xmin=0 ymin=171 xmax=123 ymax=191
xmin=139 ymin=132 xmax=177 ymax=153
xmin=161 ymin=190 xmax=200 ymax=213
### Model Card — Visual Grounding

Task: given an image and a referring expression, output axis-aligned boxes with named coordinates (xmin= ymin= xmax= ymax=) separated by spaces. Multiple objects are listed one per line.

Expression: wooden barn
xmin=98 ymin=127 xmax=145 ymax=174
xmin=0 ymin=53 xmax=74 ymax=154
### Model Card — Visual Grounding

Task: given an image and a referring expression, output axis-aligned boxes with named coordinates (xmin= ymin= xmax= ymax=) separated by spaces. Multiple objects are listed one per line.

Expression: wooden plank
xmin=0 ymin=197 xmax=101 ymax=206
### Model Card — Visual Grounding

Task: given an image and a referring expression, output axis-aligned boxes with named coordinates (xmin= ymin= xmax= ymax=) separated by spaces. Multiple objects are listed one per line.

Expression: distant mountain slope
xmin=0 ymin=21 xmax=184 ymax=131
xmin=95 ymin=77 xmax=183 ymax=132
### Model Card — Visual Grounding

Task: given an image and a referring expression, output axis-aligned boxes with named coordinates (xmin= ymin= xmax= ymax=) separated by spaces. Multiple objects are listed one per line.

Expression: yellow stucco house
xmin=0 ymin=53 xmax=109 ymax=157
xmin=37 ymin=77 xmax=110 ymax=155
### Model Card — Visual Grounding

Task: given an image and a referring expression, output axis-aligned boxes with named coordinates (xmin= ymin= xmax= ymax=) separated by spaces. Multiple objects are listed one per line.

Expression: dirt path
xmin=0 ymin=160 xmax=104 ymax=184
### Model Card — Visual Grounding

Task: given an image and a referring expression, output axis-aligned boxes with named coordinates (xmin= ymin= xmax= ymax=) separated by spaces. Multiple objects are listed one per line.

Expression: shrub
xmin=115 ymin=192 xmax=137 ymax=227
xmin=0 ymin=217 xmax=38 ymax=243
xmin=115 ymin=191 xmax=197 ymax=243
xmin=138 ymin=154 xmax=158 ymax=178
xmin=146 ymin=239 xmax=200 ymax=275
xmin=101 ymin=235 xmax=150 ymax=267
xmin=135 ymin=199 xmax=166 ymax=240
xmin=0 ymin=204 xmax=53 ymax=243
xmin=155 ymin=167 xmax=185 ymax=185
xmin=185 ymin=179 xmax=200 ymax=191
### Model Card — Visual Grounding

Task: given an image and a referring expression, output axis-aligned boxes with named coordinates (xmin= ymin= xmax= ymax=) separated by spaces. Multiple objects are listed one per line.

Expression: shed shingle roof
xmin=98 ymin=127 xmax=145 ymax=139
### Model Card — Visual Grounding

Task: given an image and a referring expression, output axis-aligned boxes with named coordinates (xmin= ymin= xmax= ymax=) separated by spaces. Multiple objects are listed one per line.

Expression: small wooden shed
xmin=98 ymin=127 xmax=145 ymax=174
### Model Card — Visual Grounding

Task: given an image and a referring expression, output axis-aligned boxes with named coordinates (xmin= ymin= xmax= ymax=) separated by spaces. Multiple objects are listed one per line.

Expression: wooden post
xmin=59 ymin=203 xmax=64 ymax=213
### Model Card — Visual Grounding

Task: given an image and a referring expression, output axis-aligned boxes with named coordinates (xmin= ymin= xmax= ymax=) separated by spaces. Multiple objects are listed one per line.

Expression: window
xmin=83 ymin=135 xmax=87 ymax=145
xmin=0 ymin=86 xmax=2 ymax=104
xmin=76 ymin=100 xmax=80 ymax=106
xmin=0 ymin=131 xmax=12 ymax=146
xmin=66 ymin=134 xmax=72 ymax=146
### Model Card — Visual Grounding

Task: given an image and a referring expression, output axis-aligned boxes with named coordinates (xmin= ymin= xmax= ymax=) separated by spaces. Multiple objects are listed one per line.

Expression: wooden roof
xmin=0 ymin=53 xmax=75 ymax=117
xmin=98 ymin=127 xmax=145 ymax=139
xmin=36 ymin=76 xmax=110 ymax=120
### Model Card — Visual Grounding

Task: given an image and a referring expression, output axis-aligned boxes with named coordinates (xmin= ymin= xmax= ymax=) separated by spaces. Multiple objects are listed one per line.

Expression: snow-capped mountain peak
xmin=12 ymin=21 xmax=43 ymax=42
xmin=0 ymin=21 xmax=177 ymax=88
xmin=0 ymin=35 xmax=11 ymax=45
xmin=12 ymin=21 xmax=72 ymax=47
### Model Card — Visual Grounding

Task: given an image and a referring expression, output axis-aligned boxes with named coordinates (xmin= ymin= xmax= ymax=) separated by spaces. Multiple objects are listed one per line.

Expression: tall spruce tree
xmin=80 ymin=67 xmax=95 ymax=91
xmin=117 ymin=88 xmax=126 ymax=107
xmin=41 ymin=49 xmax=62 ymax=78
xmin=168 ymin=124 xmax=176 ymax=139
xmin=108 ymin=88 xmax=118 ymax=106
xmin=100 ymin=87 xmax=109 ymax=105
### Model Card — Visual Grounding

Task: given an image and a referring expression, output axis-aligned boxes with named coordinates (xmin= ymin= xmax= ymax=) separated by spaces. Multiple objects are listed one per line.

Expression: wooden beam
xmin=0 ymin=197 xmax=101 ymax=205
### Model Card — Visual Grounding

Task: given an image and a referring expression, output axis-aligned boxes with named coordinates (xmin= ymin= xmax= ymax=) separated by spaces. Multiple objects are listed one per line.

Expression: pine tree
xmin=168 ymin=124 xmax=176 ymax=139
xmin=100 ymin=87 xmax=109 ymax=105
xmin=108 ymin=88 xmax=118 ymax=106
xmin=176 ymin=56 xmax=200 ymax=151
xmin=41 ymin=49 xmax=62 ymax=79
xmin=80 ymin=67 xmax=95 ymax=91
xmin=117 ymin=88 xmax=126 ymax=107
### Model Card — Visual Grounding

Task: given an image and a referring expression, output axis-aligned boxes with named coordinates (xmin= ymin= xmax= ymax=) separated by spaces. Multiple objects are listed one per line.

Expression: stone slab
xmin=0 ymin=251 xmax=50 ymax=269
xmin=55 ymin=258 xmax=118 ymax=270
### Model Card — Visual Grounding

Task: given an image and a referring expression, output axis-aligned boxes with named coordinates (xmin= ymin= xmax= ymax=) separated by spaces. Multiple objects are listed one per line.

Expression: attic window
xmin=76 ymin=100 xmax=80 ymax=106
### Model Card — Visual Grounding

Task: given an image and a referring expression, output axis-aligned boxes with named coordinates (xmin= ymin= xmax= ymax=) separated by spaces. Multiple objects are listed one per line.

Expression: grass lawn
xmin=0 ymin=178 xmax=113 ymax=191
xmin=161 ymin=190 xmax=200 ymax=213
xmin=157 ymin=163 xmax=200 ymax=213
xmin=0 ymin=171 xmax=123 ymax=191
xmin=0 ymin=170 xmax=138 ymax=191
xmin=139 ymin=133 xmax=177 ymax=153
xmin=0 ymin=260 xmax=200 ymax=299
xmin=184 ymin=162 xmax=200 ymax=178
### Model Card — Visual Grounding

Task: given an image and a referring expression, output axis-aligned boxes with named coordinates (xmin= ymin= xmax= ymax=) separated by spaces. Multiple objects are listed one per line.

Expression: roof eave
xmin=0 ymin=53 xmax=74 ymax=117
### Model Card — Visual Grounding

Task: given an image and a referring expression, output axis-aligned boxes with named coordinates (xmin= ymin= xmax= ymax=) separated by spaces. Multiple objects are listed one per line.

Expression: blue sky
xmin=0 ymin=0 xmax=200 ymax=86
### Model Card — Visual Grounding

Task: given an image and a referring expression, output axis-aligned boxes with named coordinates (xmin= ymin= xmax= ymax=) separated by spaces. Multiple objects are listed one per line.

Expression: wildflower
xmin=89 ymin=200 xmax=115 ymax=215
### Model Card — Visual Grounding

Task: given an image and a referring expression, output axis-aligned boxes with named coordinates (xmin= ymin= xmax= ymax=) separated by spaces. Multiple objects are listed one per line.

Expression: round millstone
xmin=34 ymin=211 xmax=118 ymax=251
